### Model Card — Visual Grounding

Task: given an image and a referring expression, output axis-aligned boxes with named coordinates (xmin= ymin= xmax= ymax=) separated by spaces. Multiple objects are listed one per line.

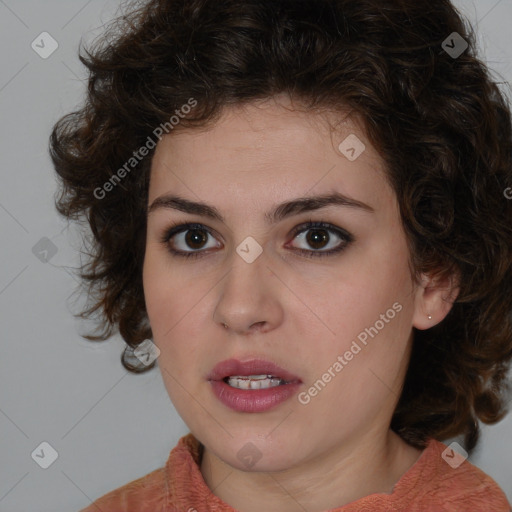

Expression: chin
xmin=206 ymin=431 xmax=305 ymax=472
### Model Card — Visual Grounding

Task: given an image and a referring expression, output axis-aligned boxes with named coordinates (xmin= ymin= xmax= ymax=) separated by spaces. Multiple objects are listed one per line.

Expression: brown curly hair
xmin=49 ymin=0 xmax=512 ymax=451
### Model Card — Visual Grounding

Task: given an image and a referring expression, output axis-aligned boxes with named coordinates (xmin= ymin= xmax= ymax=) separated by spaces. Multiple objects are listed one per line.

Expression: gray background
xmin=0 ymin=1 xmax=511 ymax=510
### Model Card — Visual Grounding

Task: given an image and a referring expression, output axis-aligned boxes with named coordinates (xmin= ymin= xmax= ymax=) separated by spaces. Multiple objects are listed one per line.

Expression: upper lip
xmin=208 ymin=358 xmax=302 ymax=383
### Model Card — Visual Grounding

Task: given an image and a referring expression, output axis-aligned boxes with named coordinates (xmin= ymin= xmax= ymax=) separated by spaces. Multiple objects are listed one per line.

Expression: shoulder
xmin=413 ymin=439 xmax=511 ymax=511
xmin=78 ymin=466 xmax=168 ymax=512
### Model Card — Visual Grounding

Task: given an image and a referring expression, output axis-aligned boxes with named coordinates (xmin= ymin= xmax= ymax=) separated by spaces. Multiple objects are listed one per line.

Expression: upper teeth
xmin=226 ymin=374 xmax=285 ymax=390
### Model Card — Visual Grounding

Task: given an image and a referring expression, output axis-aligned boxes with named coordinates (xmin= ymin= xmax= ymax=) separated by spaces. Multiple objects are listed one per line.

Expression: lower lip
xmin=209 ymin=379 xmax=302 ymax=412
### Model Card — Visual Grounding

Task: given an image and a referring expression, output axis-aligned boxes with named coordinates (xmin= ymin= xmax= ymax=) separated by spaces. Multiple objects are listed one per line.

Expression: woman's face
xmin=143 ymin=95 xmax=425 ymax=472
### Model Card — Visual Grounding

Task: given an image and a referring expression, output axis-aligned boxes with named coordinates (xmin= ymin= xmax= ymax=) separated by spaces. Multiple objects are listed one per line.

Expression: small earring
xmin=427 ymin=315 xmax=432 ymax=320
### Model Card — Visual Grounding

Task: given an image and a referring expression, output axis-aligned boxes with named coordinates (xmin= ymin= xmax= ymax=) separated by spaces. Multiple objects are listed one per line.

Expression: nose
xmin=212 ymin=249 xmax=284 ymax=336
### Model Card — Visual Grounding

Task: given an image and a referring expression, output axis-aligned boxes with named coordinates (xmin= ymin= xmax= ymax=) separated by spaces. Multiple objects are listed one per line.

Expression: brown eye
xmin=288 ymin=221 xmax=353 ymax=257
xmin=183 ymin=228 xmax=209 ymax=250
xmin=304 ymin=228 xmax=330 ymax=250
xmin=162 ymin=223 xmax=221 ymax=259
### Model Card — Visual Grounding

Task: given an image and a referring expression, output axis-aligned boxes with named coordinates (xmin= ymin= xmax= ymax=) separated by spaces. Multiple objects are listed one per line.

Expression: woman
xmin=50 ymin=0 xmax=512 ymax=510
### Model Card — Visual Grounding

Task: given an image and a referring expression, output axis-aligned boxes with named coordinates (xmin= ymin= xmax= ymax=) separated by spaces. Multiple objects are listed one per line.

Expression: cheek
xmin=142 ymin=253 xmax=190 ymax=375
xmin=143 ymin=253 xmax=168 ymax=331
xmin=316 ymin=245 xmax=412 ymax=343
xmin=142 ymin=248 xmax=212 ymax=369
xmin=299 ymin=307 xmax=413 ymax=433
xmin=143 ymin=245 xmax=191 ymax=333
xmin=143 ymin=256 xmax=201 ymax=407
xmin=300 ymin=241 xmax=414 ymax=392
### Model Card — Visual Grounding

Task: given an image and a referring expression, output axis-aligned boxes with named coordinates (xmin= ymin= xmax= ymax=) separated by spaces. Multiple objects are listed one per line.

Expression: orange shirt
xmin=79 ymin=433 xmax=510 ymax=511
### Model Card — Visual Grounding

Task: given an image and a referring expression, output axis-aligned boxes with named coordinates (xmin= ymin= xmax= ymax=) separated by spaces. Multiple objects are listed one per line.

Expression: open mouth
xmin=223 ymin=375 xmax=291 ymax=390
xmin=208 ymin=358 xmax=302 ymax=387
xmin=208 ymin=358 xmax=302 ymax=412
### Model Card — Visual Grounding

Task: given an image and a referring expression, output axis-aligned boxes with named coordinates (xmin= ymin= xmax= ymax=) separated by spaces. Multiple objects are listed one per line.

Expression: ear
xmin=412 ymin=270 xmax=460 ymax=330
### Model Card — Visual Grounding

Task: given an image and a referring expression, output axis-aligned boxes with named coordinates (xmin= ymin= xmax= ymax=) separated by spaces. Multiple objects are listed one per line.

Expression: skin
xmin=142 ymin=94 xmax=459 ymax=512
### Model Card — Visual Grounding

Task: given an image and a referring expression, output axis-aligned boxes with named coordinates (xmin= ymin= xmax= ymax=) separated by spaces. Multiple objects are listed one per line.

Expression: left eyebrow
xmin=147 ymin=192 xmax=375 ymax=224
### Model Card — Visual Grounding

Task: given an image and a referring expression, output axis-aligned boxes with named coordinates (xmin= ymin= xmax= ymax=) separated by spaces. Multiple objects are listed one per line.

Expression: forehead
xmin=148 ymin=98 xmax=392 ymax=214
xmin=154 ymin=97 xmax=369 ymax=161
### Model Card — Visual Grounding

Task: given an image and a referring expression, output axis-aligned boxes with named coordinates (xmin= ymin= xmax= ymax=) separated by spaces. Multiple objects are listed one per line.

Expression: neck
xmin=199 ymin=429 xmax=422 ymax=512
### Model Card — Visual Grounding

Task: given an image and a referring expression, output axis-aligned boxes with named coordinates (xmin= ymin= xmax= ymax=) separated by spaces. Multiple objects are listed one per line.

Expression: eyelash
xmin=159 ymin=220 xmax=354 ymax=260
